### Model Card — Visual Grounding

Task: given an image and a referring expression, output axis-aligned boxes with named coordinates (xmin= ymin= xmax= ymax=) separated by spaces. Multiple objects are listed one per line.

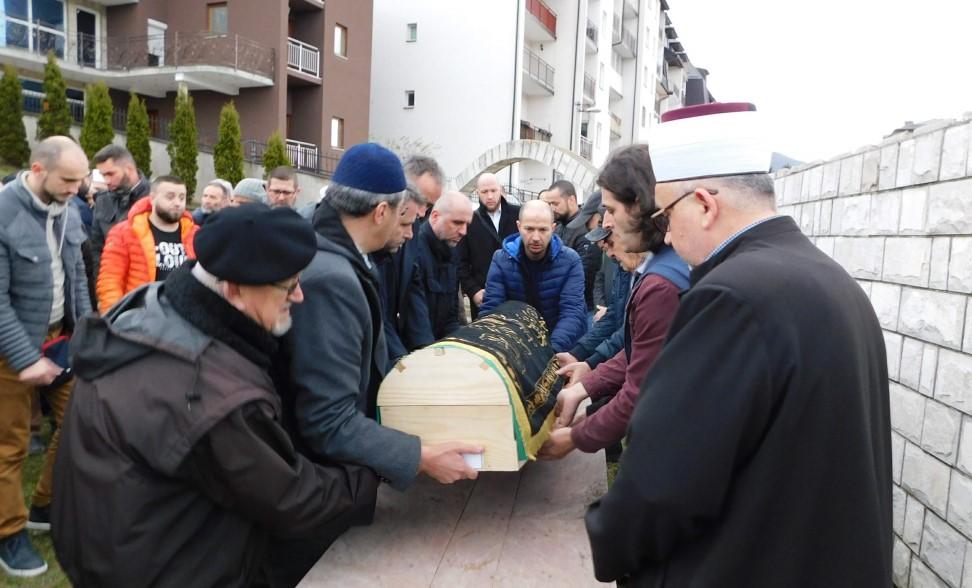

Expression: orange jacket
xmin=96 ymin=196 xmax=198 ymax=313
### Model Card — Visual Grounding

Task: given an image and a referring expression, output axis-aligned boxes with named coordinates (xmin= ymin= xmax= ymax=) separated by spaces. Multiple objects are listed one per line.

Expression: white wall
xmin=775 ymin=117 xmax=972 ymax=588
xmin=370 ymin=0 xmax=520 ymax=180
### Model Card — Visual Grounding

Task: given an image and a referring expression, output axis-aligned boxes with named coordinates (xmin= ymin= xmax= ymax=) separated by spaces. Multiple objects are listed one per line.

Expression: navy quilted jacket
xmin=479 ymin=233 xmax=587 ymax=352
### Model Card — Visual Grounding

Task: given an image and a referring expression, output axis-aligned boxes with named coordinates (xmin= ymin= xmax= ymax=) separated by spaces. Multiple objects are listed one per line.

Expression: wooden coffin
xmin=377 ymin=301 xmax=562 ymax=471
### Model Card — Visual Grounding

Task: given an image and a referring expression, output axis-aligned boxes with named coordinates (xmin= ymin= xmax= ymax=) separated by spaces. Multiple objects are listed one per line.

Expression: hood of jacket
xmin=70 ymin=282 xmax=208 ymax=381
xmin=644 ymin=245 xmax=691 ymax=291
xmin=501 ymin=232 xmax=564 ymax=262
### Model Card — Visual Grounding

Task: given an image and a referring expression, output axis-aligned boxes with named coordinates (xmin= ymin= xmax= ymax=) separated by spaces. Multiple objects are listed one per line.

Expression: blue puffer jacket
xmin=480 ymin=234 xmax=587 ymax=352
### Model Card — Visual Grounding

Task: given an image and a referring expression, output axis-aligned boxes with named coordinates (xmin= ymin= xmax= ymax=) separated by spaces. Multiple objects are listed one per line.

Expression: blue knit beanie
xmin=331 ymin=143 xmax=406 ymax=194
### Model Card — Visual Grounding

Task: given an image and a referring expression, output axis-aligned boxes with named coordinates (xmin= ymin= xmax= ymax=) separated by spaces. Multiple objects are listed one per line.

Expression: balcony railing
xmin=618 ymin=26 xmax=637 ymax=58
xmin=22 ymin=89 xmax=85 ymax=123
xmin=526 ymin=0 xmax=557 ymax=39
xmin=523 ymin=47 xmax=555 ymax=94
xmin=579 ymin=136 xmax=593 ymax=161
xmin=585 ymin=19 xmax=598 ymax=46
xmin=243 ymin=139 xmax=339 ymax=178
xmin=287 ymin=37 xmax=320 ymax=77
xmin=610 ymin=113 xmax=622 ymax=138
xmin=583 ymin=73 xmax=596 ymax=103
xmin=1 ymin=29 xmax=275 ymax=80
xmin=520 ymin=120 xmax=552 ymax=142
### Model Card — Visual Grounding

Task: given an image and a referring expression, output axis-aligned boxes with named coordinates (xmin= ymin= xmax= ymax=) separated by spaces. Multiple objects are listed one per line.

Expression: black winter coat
xmin=586 ymin=216 xmax=892 ymax=587
xmin=414 ymin=221 xmax=460 ymax=339
xmin=457 ymin=196 xmax=520 ymax=315
xmin=52 ymin=264 xmax=376 ymax=588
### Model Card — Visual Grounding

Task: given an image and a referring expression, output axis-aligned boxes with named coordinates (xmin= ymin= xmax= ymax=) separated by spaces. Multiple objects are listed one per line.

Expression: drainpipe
xmin=569 ymin=0 xmax=581 ymax=152
xmin=511 ymin=0 xmax=523 ymax=187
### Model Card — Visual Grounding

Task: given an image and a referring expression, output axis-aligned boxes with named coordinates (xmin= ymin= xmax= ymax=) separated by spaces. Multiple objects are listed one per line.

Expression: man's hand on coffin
xmin=473 ymin=289 xmax=485 ymax=306
xmin=556 ymin=361 xmax=591 ymax=387
xmin=554 ymin=383 xmax=589 ymax=428
xmin=537 ymin=427 xmax=575 ymax=460
xmin=419 ymin=442 xmax=483 ymax=483
xmin=555 ymin=352 xmax=578 ymax=368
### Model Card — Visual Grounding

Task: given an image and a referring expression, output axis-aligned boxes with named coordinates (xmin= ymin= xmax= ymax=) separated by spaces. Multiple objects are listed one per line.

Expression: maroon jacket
xmin=571 ymin=274 xmax=681 ymax=452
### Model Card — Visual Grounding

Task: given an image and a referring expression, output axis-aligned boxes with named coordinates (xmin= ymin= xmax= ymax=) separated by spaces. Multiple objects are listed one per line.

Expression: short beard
xmin=271 ymin=314 xmax=293 ymax=336
xmin=156 ymin=208 xmax=183 ymax=224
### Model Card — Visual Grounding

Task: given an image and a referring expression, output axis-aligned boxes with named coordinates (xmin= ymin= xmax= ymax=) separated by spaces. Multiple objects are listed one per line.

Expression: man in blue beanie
xmin=271 ymin=142 xmax=482 ymax=586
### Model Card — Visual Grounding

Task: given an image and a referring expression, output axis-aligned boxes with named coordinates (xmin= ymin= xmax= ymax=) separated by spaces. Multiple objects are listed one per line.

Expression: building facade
xmin=370 ymin=0 xmax=711 ymax=195
xmin=0 ymin=0 xmax=371 ymax=178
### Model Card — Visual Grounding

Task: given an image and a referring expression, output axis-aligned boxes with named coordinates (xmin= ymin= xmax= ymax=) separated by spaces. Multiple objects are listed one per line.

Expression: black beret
xmin=194 ymin=205 xmax=317 ymax=284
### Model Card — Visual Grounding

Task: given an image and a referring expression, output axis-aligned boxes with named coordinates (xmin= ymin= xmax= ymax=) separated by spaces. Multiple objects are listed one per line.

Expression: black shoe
xmin=28 ymin=435 xmax=46 ymax=456
xmin=26 ymin=505 xmax=50 ymax=532
xmin=0 ymin=530 xmax=47 ymax=577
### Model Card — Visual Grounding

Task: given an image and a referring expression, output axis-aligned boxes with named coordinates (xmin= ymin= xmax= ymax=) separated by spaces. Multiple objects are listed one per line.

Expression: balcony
xmin=610 ymin=113 xmax=622 ymax=138
xmin=243 ymin=139 xmax=339 ymax=178
xmin=612 ymin=15 xmax=621 ymax=44
xmin=289 ymin=0 xmax=324 ymax=11
xmin=623 ymin=0 xmax=639 ymax=20
xmin=520 ymin=120 xmax=552 ymax=142
xmin=617 ymin=26 xmax=637 ymax=58
xmin=583 ymin=73 xmax=596 ymax=104
xmin=287 ymin=37 xmax=320 ymax=79
xmin=609 ymin=84 xmax=622 ymax=103
xmin=585 ymin=19 xmax=598 ymax=54
xmin=522 ymin=47 xmax=554 ymax=95
xmin=0 ymin=29 xmax=274 ymax=98
xmin=525 ymin=0 xmax=556 ymax=41
xmin=579 ymin=136 xmax=592 ymax=161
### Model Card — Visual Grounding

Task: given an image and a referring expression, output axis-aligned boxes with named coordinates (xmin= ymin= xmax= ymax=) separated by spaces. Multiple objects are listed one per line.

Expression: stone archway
xmin=451 ymin=140 xmax=599 ymax=195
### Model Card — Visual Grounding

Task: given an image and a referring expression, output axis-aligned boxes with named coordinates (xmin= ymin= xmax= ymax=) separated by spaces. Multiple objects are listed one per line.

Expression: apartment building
xmin=0 ymin=0 xmax=371 ymax=176
xmin=370 ymin=0 xmax=710 ymax=195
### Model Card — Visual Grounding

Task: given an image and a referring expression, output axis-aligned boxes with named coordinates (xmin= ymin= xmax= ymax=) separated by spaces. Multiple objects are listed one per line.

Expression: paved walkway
xmin=299 ymin=449 xmax=611 ymax=587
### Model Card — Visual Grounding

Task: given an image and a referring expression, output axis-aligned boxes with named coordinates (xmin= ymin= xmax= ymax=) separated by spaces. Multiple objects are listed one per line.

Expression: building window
xmin=405 ymin=90 xmax=415 ymax=108
xmin=596 ymin=122 xmax=603 ymax=148
xmin=330 ymin=117 xmax=345 ymax=149
xmin=1 ymin=0 xmax=67 ymax=57
xmin=598 ymin=63 xmax=604 ymax=89
xmin=642 ymin=106 xmax=647 ymax=127
xmin=406 ymin=23 xmax=417 ymax=42
xmin=643 ymin=66 xmax=648 ymax=88
xmin=208 ymin=3 xmax=228 ymax=34
xmin=334 ymin=24 xmax=347 ymax=58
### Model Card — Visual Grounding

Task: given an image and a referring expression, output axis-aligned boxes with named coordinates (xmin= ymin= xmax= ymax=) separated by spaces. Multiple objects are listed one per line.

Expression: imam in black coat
xmin=585 ymin=216 xmax=892 ymax=587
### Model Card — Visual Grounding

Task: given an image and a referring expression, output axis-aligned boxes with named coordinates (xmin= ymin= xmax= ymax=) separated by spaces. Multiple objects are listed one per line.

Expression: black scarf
xmin=163 ymin=262 xmax=278 ymax=369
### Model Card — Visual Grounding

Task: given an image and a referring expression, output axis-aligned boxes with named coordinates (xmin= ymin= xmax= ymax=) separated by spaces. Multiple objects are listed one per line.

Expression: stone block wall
xmin=775 ymin=117 xmax=972 ymax=588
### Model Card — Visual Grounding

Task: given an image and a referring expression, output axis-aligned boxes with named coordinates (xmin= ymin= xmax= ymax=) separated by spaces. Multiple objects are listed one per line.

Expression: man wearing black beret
xmin=51 ymin=205 xmax=377 ymax=587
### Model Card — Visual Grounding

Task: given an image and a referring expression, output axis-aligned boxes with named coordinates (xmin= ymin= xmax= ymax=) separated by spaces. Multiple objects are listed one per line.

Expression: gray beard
xmin=271 ymin=315 xmax=293 ymax=336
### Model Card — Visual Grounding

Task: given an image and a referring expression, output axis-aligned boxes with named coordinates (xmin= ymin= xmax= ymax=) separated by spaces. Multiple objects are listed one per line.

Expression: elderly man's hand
xmin=556 ymin=360 xmax=592 ymax=387
xmin=593 ymin=306 xmax=608 ymax=322
xmin=538 ymin=427 xmax=575 ymax=460
xmin=18 ymin=357 xmax=63 ymax=386
xmin=473 ymin=289 xmax=485 ymax=306
xmin=419 ymin=442 xmax=482 ymax=484
xmin=554 ymin=352 xmax=578 ymax=368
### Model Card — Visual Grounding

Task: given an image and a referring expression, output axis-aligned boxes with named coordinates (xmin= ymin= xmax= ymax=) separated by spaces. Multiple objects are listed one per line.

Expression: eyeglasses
xmin=268 ymin=188 xmax=295 ymax=197
xmin=650 ymin=187 xmax=718 ymax=233
xmin=270 ymin=277 xmax=301 ymax=296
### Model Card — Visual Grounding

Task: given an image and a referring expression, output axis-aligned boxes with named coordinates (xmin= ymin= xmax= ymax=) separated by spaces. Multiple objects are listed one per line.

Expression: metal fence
xmin=286 ymin=37 xmax=320 ymax=77
xmin=243 ymin=139 xmax=339 ymax=178
xmin=523 ymin=47 xmax=555 ymax=93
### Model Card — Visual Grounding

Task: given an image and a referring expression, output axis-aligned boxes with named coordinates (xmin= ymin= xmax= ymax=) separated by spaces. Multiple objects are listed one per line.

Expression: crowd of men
xmin=0 ymin=100 xmax=893 ymax=587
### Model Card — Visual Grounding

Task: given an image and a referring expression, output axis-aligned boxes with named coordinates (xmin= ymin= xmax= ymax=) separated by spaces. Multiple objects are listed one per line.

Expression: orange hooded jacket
xmin=96 ymin=196 xmax=198 ymax=313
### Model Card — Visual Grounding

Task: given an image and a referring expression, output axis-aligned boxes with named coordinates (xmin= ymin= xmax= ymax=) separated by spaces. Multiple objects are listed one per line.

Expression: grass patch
xmin=0 ymin=423 xmax=68 ymax=588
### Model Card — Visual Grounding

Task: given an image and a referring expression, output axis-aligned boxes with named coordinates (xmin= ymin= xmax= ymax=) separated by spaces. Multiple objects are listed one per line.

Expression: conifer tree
xmin=166 ymin=85 xmax=198 ymax=197
xmin=125 ymin=92 xmax=152 ymax=176
xmin=36 ymin=52 xmax=73 ymax=140
xmin=79 ymin=81 xmax=115 ymax=159
xmin=262 ymin=131 xmax=290 ymax=179
xmin=0 ymin=65 xmax=29 ymax=168
xmin=213 ymin=101 xmax=244 ymax=185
